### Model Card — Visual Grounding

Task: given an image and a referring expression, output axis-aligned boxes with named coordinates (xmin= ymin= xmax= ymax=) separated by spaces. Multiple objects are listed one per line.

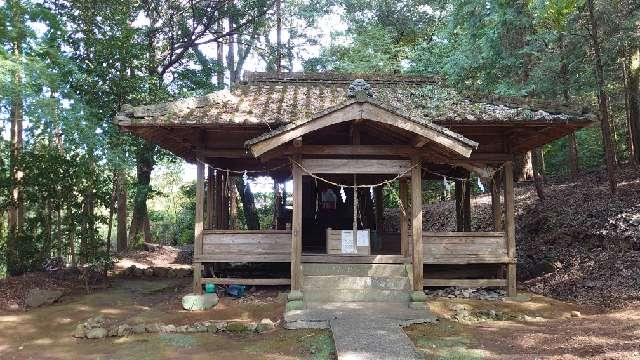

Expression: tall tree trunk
xmin=227 ymin=15 xmax=236 ymax=87
xmin=7 ymin=12 xmax=24 ymax=275
xmin=116 ymin=169 xmax=128 ymax=251
xmin=216 ymin=19 xmax=224 ymax=88
xmin=272 ymin=180 xmax=281 ymax=229
xmin=627 ymin=48 xmax=640 ymax=164
xmin=559 ymin=33 xmax=580 ymax=176
xmin=128 ymin=143 xmax=155 ymax=244
xmin=586 ymin=0 xmax=617 ymax=193
xmin=276 ymin=0 xmax=282 ymax=73
xmin=235 ymin=177 xmax=260 ymax=230
xmin=229 ymin=178 xmax=238 ymax=230
xmin=532 ymin=148 xmax=546 ymax=201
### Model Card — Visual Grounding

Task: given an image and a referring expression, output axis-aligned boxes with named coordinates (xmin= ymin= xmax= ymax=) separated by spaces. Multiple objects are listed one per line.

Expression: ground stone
xmin=86 ymin=327 xmax=108 ymax=339
xmin=117 ymin=324 xmax=133 ymax=337
xmin=286 ymin=300 xmax=304 ymax=311
xmin=182 ymin=293 xmax=219 ymax=311
xmin=132 ymin=324 xmax=146 ymax=334
xmin=571 ymin=311 xmax=582 ymax=317
xmin=25 ymin=288 xmax=63 ymax=308
xmin=73 ymin=324 xmax=87 ymax=338
xmin=256 ymin=318 xmax=275 ymax=332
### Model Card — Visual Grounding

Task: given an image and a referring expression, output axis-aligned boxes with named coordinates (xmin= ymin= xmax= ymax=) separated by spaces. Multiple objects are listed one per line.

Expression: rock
xmin=107 ymin=326 xmax=119 ymax=337
xmin=132 ymin=324 xmax=146 ymax=334
xmin=117 ymin=324 xmax=133 ymax=337
xmin=182 ymin=293 xmax=219 ymax=311
xmin=214 ymin=322 xmax=228 ymax=332
xmin=25 ymin=288 xmax=63 ymax=308
xmin=176 ymin=325 xmax=188 ymax=333
xmin=256 ymin=318 xmax=275 ymax=333
xmin=85 ymin=315 xmax=104 ymax=328
xmin=247 ymin=323 xmax=258 ymax=332
xmin=146 ymin=323 xmax=162 ymax=333
xmin=143 ymin=268 xmax=154 ymax=277
xmin=160 ymin=324 xmax=176 ymax=333
xmin=154 ymin=267 xmax=169 ymax=278
xmin=410 ymin=291 xmax=427 ymax=302
xmin=133 ymin=267 xmax=144 ymax=277
xmin=287 ymin=290 xmax=303 ymax=301
xmin=286 ymin=300 xmax=304 ymax=311
xmin=73 ymin=324 xmax=87 ymax=338
xmin=86 ymin=327 xmax=108 ymax=339
xmin=570 ymin=311 xmax=582 ymax=317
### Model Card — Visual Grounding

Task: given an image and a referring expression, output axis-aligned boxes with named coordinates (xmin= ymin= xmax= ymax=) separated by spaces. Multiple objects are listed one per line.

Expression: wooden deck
xmin=196 ymin=229 xmax=514 ymax=288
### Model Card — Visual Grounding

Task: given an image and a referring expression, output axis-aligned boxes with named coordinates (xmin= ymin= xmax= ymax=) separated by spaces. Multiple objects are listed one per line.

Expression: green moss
xmin=298 ymin=332 xmax=335 ymax=360
xmin=226 ymin=322 xmax=252 ymax=333
xmin=286 ymin=300 xmax=305 ymax=311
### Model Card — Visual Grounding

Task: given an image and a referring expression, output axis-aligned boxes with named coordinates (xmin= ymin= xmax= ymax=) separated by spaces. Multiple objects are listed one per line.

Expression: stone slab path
xmin=285 ymin=302 xmax=437 ymax=360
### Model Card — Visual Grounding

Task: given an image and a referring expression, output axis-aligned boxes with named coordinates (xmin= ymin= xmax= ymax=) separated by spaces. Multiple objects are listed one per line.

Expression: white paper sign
xmin=341 ymin=230 xmax=355 ymax=254
xmin=357 ymin=230 xmax=369 ymax=246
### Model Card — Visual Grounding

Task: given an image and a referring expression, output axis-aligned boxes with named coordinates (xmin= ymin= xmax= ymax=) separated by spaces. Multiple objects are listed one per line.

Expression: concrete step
xmin=303 ymin=275 xmax=411 ymax=291
xmin=302 ymin=263 xmax=409 ymax=277
xmin=303 ymin=288 xmax=410 ymax=303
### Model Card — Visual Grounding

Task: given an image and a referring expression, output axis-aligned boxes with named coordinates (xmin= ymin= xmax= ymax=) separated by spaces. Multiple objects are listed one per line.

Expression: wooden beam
xmin=197 ymin=148 xmax=252 ymax=158
xmin=193 ymin=160 xmax=205 ymax=294
xmin=248 ymin=101 xmax=476 ymax=157
xmin=300 ymin=159 xmax=411 ymax=174
xmin=399 ymin=179 xmax=409 ymax=257
xmin=202 ymin=278 xmax=291 ymax=286
xmin=411 ymin=157 xmax=424 ymax=291
xmin=503 ymin=161 xmax=516 ymax=297
xmin=424 ymin=278 xmax=507 ymax=287
xmin=291 ymin=156 xmax=303 ymax=291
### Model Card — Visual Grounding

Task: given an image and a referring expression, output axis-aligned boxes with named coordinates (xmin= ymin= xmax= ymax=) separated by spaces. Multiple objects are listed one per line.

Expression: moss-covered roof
xmin=115 ymin=72 xmax=595 ymax=128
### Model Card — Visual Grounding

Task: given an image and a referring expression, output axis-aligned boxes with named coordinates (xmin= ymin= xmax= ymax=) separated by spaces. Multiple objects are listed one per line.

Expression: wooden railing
xmin=422 ymin=231 xmax=510 ymax=264
xmin=195 ymin=230 xmax=292 ymax=263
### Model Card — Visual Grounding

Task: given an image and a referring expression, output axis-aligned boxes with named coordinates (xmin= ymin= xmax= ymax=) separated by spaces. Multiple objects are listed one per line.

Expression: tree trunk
xmin=216 ymin=19 xmax=224 ymax=88
xmin=229 ymin=178 xmax=238 ymax=230
xmin=7 ymin=16 xmax=24 ymax=275
xmin=559 ymin=33 xmax=580 ymax=176
xmin=276 ymin=0 xmax=282 ymax=73
xmin=116 ymin=169 xmax=128 ymax=251
xmin=586 ymin=0 xmax=617 ymax=193
xmin=463 ymin=179 xmax=471 ymax=232
xmin=128 ymin=143 xmax=155 ymax=244
xmin=455 ymin=180 xmax=464 ymax=231
xmin=627 ymin=48 xmax=640 ymax=164
xmin=272 ymin=181 xmax=281 ymax=229
xmin=236 ymin=177 xmax=260 ymax=230
xmin=106 ymin=182 xmax=115 ymax=255
xmin=227 ymin=15 xmax=236 ymax=87
xmin=531 ymin=148 xmax=546 ymax=201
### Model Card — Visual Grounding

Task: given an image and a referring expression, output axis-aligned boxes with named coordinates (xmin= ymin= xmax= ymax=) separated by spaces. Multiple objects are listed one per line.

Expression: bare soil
xmin=0 ymin=277 xmax=335 ymax=360
xmin=406 ymin=294 xmax=640 ymax=359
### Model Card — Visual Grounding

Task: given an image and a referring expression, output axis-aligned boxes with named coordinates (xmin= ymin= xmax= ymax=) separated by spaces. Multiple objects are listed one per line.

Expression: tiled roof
xmin=115 ymin=72 xmax=594 ymax=127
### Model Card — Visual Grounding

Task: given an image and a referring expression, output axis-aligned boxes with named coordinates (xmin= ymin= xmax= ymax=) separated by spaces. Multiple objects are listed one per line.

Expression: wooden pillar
xmin=291 ymin=157 xmax=303 ymax=291
xmin=503 ymin=161 xmax=516 ymax=296
xmin=222 ymin=173 xmax=230 ymax=229
xmin=206 ymin=167 xmax=214 ymax=230
xmin=463 ymin=178 xmax=471 ymax=231
xmin=454 ymin=180 xmax=464 ymax=231
xmin=410 ymin=158 xmax=423 ymax=291
xmin=399 ymin=179 xmax=409 ymax=257
xmin=491 ymin=170 xmax=503 ymax=232
xmin=215 ymin=171 xmax=223 ymax=229
xmin=193 ymin=160 xmax=205 ymax=294
xmin=374 ymin=187 xmax=384 ymax=234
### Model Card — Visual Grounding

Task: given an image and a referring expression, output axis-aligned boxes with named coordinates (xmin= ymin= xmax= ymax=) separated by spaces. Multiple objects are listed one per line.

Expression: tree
xmin=586 ymin=0 xmax=617 ymax=193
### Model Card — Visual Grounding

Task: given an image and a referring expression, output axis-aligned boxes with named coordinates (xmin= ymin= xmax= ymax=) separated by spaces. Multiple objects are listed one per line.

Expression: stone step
xmin=303 ymin=289 xmax=410 ymax=303
xmin=303 ymin=275 xmax=411 ymax=291
xmin=302 ymin=263 xmax=409 ymax=277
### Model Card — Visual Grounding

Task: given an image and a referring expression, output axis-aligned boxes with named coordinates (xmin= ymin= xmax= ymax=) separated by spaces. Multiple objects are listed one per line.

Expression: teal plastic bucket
xmin=204 ymin=283 xmax=217 ymax=293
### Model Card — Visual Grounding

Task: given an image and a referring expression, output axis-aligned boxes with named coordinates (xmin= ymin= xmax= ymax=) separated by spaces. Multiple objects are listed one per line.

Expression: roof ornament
xmin=347 ymin=79 xmax=373 ymax=100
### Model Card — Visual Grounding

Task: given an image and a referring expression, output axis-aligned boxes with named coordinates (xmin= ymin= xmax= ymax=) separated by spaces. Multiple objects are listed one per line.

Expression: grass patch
xmin=296 ymin=331 xmax=335 ymax=360
xmin=158 ymin=333 xmax=198 ymax=348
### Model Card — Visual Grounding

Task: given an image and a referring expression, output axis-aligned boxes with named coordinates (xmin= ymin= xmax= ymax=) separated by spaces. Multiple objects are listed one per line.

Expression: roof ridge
xmin=243 ymin=71 xmax=441 ymax=85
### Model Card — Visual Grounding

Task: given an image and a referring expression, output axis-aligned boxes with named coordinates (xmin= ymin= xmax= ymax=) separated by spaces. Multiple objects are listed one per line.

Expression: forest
xmin=0 ymin=0 xmax=638 ymax=278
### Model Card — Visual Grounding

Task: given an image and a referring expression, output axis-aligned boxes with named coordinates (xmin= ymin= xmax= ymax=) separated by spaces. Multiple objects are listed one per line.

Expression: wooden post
xmin=352 ymin=175 xmax=358 ymax=254
xmin=193 ymin=160 xmax=205 ymax=294
xmin=374 ymin=186 xmax=384 ymax=234
xmin=215 ymin=171 xmax=223 ymax=229
xmin=410 ymin=158 xmax=423 ymax=291
xmin=454 ymin=180 xmax=464 ymax=231
xmin=503 ymin=161 xmax=516 ymax=296
xmin=399 ymin=179 xmax=409 ymax=257
xmin=463 ymin=178 xmax=471 ymax=231
xmin=491 ymin=170 xmax=503 ymax=232
xmin=291 ymin=157 xmax=303 ymax=291
xmin=206 ymin=167 xmax=214 ymax=230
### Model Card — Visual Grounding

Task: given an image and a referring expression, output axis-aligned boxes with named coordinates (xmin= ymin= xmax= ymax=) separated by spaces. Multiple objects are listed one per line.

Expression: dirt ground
xmin=406 ymin=294 xmax=640 ymax=360
xmin=0 ymin=278 xmax=335 ymax=360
